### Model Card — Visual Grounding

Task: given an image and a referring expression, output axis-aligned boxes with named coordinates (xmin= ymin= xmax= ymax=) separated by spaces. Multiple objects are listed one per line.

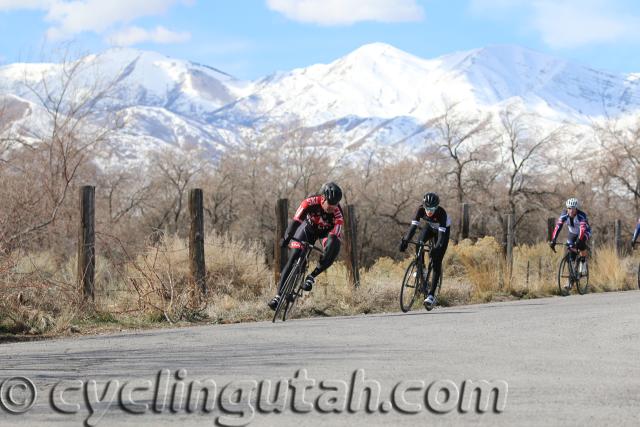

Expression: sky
xmin=1 ymin=0 xmax=640 ymax=80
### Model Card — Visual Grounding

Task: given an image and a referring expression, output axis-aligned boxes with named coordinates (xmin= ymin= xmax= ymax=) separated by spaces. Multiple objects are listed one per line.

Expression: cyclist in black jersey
xmin=399 ymin=192 xmax=451 ymax=310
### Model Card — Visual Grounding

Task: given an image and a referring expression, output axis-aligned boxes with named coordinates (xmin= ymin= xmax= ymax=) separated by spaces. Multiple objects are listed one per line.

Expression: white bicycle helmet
xmin=565 ymin=197 xmax=579 ymax=209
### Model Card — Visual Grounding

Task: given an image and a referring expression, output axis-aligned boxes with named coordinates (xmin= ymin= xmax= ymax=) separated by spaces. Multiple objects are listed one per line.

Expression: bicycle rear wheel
xmin=400 ymin=260 xmax=421 ymax=312
xmin=425 ymin=263 xmax=443 ymax=302
xmin=557 ymin=255 xmax=573 ymax=296
xmin=576 ymin=259 xmax=589 ymax=295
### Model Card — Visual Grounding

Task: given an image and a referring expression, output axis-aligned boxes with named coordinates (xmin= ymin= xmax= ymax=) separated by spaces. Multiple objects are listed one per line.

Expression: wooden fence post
xmin=506 ymin=214 xmax=514 ymax=280
xmin=189 ymin=189 xmax=206 ymax=296
xmin=343 ymin=204 xmax=360 ymax=288
xmin=461 ymin=203 xmax=470 ymax=240
xmin=274 ymin=198 xmax=289 ymax=286
xmin=78 ymin=185 xmax=95 ymax=303
xmin=538 ymin=257 xmax=542 ymax=281
xmin=614 ymin=219 xmax=622 ymax=255
xmin=547 ymin=217 xmax=556 ymax=242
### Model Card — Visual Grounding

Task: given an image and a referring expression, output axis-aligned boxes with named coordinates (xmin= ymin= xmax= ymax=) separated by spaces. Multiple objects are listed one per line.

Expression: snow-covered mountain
xmin=1 ymin=43 xmax=639 ymax=160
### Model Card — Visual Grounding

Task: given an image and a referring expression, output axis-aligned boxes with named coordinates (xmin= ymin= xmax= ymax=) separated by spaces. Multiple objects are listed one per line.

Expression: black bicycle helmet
xmin=320 ymin=182 xmax=342 ymax=205
xmin=423 ymin=192 xmax=439 ymax=209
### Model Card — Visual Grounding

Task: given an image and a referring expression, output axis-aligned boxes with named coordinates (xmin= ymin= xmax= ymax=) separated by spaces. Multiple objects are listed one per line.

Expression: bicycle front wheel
xmin=557 ymin=255 xmax=572 ymax=296
xmin=576 ymin=259 xmax=589 ymax=295
xmin=400 ymin=260 xmax=421 ymax=312
xmin=273 ymin=259 xmax=303 ymax=322
xmin=282 ymin=271 xmax=305 ymax=321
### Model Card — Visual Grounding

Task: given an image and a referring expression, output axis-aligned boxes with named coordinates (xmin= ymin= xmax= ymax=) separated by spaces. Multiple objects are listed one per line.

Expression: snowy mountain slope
xmin=1 ymin=43 xmax=640 ymax=160
xmin=0 ymin=48 xmax=251 ymax=114
xmin=218 ymin=43 xmax=640 ymax=127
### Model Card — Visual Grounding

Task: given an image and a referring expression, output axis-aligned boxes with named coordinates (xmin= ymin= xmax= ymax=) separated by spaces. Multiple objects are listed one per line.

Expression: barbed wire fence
xmin=2 ymin=184 xmax=640 ymax=334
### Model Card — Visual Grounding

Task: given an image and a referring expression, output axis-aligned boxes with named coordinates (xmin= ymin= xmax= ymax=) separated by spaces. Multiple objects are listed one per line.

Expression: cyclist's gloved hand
xmin=549 ymin=241 xmax=556 ymax=253
xmin=280 ymin=236 xmax=291 ymax=248
xmin=399 ymin=239 xmax=408 ymax=252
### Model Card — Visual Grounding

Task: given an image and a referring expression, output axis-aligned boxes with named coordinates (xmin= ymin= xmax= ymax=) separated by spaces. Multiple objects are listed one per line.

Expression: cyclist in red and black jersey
xmin=268 ymin=182 xmax=344 ymax=310
xmin=399 ymin=192 xmax=451 ymax=311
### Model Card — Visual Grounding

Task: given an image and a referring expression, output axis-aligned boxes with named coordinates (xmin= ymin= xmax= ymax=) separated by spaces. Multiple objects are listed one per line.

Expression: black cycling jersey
xmin=405 ymin=205 xmax=451 ymax=248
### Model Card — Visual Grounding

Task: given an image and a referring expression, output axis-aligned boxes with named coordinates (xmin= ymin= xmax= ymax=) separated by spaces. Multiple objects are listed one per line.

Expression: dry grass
xmin=2 ymin=235 xmax=639 ymax=337
xmin=590 ymin=245 xmax=637 ymax=291
xmin=0 ymin=250 xmax=79 ymax=335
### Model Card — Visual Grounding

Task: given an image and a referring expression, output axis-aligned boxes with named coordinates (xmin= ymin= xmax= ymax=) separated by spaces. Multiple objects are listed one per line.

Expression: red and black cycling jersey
xmin=291 ymin=195 xmax=344 ymax=239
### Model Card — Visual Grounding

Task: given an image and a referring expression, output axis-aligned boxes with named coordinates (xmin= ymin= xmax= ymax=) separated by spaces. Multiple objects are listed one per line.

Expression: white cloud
xmin=266 ymin=0 xmax=424 ymax=25
xmin=531 ymin=1 xmax=640 ymax=48
xmin=108 ymin=26 xmax=191 ymax=46
xmin=0 ymin=0 xmax=51 ymax=10
xmin=0 ymin=0 xmax=192 ymax=43
xmin=470 ymin=0 xmax=640 ymax=48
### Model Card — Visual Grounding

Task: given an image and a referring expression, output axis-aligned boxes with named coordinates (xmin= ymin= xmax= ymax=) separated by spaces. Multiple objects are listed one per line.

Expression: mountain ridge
xmin=1 ymin=43 xmax=639 ymax=159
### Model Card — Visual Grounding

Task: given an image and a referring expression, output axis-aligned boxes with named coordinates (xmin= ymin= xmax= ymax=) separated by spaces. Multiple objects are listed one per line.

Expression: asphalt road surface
xmin=1 ymin=291 xmax=640 ymax=426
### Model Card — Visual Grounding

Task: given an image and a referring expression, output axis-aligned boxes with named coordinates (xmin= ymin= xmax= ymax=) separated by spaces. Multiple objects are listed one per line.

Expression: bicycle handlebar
xmin=549 ymin=241 xmax=577 ymax=246
xmin=550 ymin=242 xmax=588 ymax=255
xmin=289 ymin=237 xmax=324 ymax=254
xmin=407 ymin=240 xmax=432 ymax=251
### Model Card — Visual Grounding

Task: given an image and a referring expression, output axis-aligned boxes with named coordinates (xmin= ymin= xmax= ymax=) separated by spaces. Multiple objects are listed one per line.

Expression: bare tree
xmin=595 ymin=118 xmax=640 ymax=210
xmin=424 ymin=101 xmax=495 ymax=240
xmin=147 ymin=147 xmax=209 ymax=235
xmin=490 ymin=106 xmax=567 ymax=242
xmin=0 ymin=52 xmax=124 ymax=249
xmin=98 ymin=166 xmax=152 ymax=225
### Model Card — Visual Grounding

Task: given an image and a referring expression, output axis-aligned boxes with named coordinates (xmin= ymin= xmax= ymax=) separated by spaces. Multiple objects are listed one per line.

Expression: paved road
xmin=1 ymin=291 xmax=640 ymax=426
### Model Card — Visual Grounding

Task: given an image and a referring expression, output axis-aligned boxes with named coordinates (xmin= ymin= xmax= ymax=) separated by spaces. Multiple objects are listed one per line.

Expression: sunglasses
xmin=425 ymin=207 xmax=438 ymax=213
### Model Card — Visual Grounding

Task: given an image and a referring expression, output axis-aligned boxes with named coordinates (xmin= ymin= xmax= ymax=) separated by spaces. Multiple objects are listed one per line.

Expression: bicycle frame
xmin=272 ymin=237 xmax=323 ymax=322
xmin=408 ymin=239 xmax=434 ymax=293
xmin=557 ymin=242 xmax=589 ymax=296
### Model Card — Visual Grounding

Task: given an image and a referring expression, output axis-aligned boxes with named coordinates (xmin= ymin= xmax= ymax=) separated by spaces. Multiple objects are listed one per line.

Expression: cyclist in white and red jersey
xmin=549 ymin=197 xmax=592 ymax=264
xmin=268 ymin=182 xmax=344 ymax=310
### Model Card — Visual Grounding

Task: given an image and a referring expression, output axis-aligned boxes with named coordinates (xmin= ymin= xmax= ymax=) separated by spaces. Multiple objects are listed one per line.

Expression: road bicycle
xmin=272 ymin=237 xmax=322 ymax=322
xmin=399 ymin=239 xmax=442 ymax=312
xmin=555 ymin=243 xmax=589 ymax=296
